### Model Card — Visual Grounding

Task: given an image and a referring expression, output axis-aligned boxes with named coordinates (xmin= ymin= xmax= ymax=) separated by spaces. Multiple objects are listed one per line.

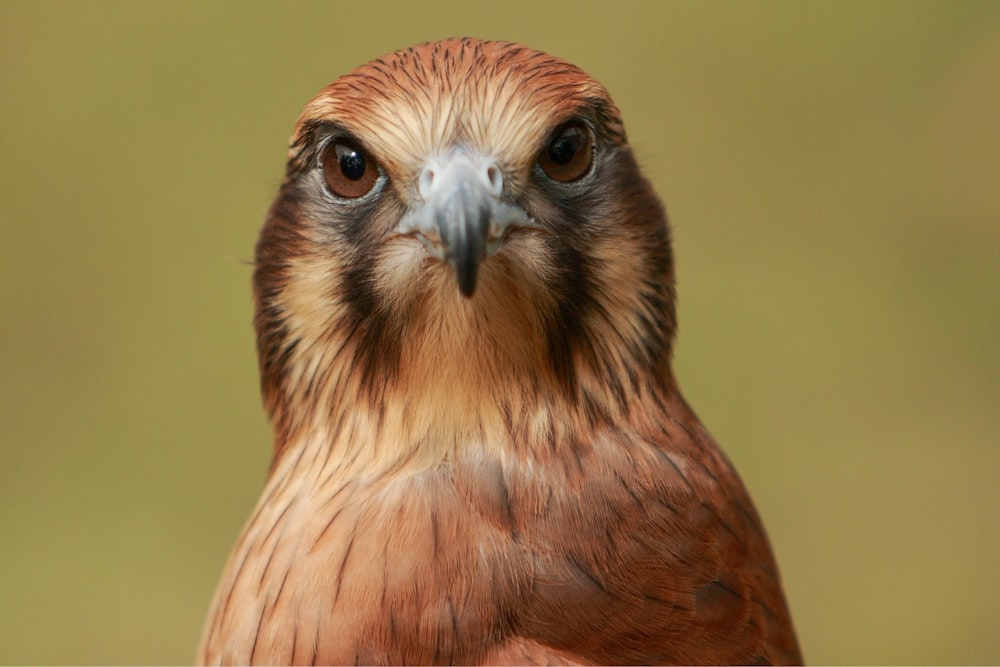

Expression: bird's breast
xmin=199 ymin=395 xmax=800 ymax=665
xmin=197 ymin=430 xmax=533 ymax=665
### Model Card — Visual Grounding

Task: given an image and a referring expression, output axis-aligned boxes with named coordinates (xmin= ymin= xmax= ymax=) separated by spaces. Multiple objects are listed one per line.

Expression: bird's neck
xmin=264 ymin=287 xmax=675 ymax=474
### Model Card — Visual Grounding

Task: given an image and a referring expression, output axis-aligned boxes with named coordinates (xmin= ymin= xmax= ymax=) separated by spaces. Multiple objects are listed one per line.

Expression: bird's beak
xmin=398 ymin=151 xmax=533 ymax=297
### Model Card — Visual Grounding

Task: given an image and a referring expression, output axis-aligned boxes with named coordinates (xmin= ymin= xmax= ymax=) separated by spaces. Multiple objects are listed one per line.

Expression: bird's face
xmin=255 ymin=39 xmax=677 ymax=455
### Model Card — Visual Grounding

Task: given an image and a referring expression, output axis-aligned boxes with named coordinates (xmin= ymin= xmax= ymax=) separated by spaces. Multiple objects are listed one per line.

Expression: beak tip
xmin=456 ymin=268 xmax=478 ymax=298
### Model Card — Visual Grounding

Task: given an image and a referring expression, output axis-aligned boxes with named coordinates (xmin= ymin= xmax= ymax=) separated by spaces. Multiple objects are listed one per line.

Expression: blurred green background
xmin=2 ymin=1 xmax=998 ymax=664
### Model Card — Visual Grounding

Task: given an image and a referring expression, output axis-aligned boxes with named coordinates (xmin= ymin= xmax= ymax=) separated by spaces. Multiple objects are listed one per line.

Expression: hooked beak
xmin=397 ymin=152 xmax=534 ymax=297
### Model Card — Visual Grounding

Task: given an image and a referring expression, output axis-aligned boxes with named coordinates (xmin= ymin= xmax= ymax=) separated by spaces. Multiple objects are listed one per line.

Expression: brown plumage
xmin=198 ymin=38 xmax=802 ymax=665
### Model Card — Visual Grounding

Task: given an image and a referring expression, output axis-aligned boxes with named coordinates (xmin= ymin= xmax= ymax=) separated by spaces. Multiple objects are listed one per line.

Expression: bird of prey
xmin=198 ymin=38 xmax=802 ymax=665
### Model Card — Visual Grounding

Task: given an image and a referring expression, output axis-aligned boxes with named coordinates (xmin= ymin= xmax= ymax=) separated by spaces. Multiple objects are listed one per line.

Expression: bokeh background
xmin=2 ymin=1 xmax=998 ymax=663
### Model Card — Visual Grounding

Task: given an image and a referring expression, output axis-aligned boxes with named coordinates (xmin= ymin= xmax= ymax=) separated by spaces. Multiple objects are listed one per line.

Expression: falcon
xmin=198 ymin=38 xmax=803 ymax=665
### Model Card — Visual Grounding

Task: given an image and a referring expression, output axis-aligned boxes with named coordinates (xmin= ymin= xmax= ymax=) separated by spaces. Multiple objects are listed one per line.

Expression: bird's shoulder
xmin=448 ymin=400 xmax=801 ymax=665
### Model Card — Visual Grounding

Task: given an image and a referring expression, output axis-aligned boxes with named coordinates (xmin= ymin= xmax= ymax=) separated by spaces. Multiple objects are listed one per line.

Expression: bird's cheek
xmin=373 ymin=236 xmax=434 ymax=301
xmin=497 ymin=230 xmax=558 ymax=287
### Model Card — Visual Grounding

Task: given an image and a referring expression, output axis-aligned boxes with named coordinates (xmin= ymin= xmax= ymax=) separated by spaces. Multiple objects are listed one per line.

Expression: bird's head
xmin=255 ymin=39 xmax=678 ymax=459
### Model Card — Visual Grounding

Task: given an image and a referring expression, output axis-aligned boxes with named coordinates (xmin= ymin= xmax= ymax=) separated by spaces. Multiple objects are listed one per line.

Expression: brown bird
xmin=198 ymin=38 xmax=802 ymax=665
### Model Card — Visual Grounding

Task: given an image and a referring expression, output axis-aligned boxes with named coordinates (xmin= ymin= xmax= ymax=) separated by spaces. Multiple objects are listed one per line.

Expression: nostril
xmin=419 ymin=168 xmax=436 ymax=198
xmin=485 ymin=165 xmax=502 ymax=196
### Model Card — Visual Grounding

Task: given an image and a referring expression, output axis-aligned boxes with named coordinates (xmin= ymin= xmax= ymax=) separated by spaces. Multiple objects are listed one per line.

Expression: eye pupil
xmin=548 ymin=136 xmax=578 ymax=166
xmin=339 ymin=149 xmax=366 ymax=181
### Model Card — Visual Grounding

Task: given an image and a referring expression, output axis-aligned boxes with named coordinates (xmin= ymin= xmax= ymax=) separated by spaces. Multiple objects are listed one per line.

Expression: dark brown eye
xmin=322 ymin=139 xmax=379 ymax=198
xmin=538 ymin=121 xmax=594 ymax=183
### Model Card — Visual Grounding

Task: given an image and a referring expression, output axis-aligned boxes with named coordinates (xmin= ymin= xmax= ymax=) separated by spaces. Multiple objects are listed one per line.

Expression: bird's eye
xmin=537 ymin=121 xmax=594 ymax=183
xmin=322 ymin=139 xmax=380 ymax=198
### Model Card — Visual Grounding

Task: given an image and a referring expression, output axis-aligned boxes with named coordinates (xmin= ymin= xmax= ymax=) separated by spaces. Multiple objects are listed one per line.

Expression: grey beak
xmin=398 ymin=152 xmax=532 ymax=297
xmin=431 ymin=172 xmax=491 ymax=296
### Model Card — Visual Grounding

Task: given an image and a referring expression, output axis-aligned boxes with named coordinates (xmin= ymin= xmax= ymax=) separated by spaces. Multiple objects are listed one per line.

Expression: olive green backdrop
xmin=2 ymin=1 xmax=998 ymax=664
